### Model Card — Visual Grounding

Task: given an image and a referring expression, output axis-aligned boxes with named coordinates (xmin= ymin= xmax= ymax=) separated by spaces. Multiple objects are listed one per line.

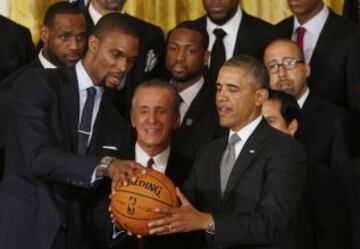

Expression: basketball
xmin=111 ymin=168 xmax=178 ymax=235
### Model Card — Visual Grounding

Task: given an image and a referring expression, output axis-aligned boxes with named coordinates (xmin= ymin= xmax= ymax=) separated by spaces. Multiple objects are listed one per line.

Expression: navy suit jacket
xmin=183 ymin=119 xmax=306 ymax=249
xmin=0 ymin=66 xmax=132 ymax=249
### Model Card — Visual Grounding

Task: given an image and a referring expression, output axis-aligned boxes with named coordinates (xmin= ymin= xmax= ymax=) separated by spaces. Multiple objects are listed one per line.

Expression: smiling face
xmin=264 ymin=40 xmax=310 ymax=100
xmin=41 ymin=13 xmax=86 ymax=67
xmin=166 ymin=28 xmax=209 ymax=88
xmin=131 ymin=87 xmax=179 ymax=156
xmin=203 ymin=0 xmax=239 ymax=25
xmin=216 ymin=66 xmax=265 ymax=131
xmin=84 ymin=30 xmax=139 ymax=88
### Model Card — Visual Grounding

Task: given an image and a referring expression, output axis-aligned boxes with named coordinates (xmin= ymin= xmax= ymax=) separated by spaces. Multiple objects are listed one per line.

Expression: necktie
xmin=220 ymin=134 xmax=240 ymax=195
xmin=210 ymin=28 xmax=227 ymax=85
xmin=296 ymin=26 xmax=307 ymax=52
xmin=77 ymin=87 xmax=96 ymax=155
xmin=147 ymin=158 xmax=154 ymax=168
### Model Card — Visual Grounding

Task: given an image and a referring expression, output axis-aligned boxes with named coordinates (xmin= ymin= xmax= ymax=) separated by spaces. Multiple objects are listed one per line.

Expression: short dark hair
xmin=167 ymin=20 xmax=209 ymax=50
xmin=92 ymin=13 xmax=139 ymax=42
xmin=132 ymin=79 xmax=180 ymax=113
xmin=267 ymin=89 xmax=301 ymax=126
xmin=224 ymin=55 xmax=269 ymax=88
xmin=44 ymin=1 xmax=83 ymax=26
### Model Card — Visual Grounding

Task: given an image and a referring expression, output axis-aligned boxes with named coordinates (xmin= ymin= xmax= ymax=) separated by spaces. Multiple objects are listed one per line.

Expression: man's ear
xmin=288 ymin=119 xmax=299 ymax=137
xmin=255 ymin=88 xmax=269 ymax=106
xmin=40 ymin=26 xmax=49 ymax=47
xmin=88 ymin=35 xmax=99 ymax=53
xmin=203 ymin=50 xmax=210 ymax=67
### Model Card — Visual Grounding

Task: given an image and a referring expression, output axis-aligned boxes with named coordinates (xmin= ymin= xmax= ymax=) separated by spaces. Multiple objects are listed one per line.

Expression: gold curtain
xmin=10 ymin=0 xmax=344 ymax=43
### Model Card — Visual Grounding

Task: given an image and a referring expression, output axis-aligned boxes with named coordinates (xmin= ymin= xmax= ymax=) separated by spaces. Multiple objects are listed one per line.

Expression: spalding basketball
xmin=111 ymin=168 xmax=178 ymax=235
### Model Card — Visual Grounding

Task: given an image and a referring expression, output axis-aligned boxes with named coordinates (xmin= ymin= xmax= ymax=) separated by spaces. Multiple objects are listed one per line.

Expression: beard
xmin=170 ymin=68 xmax=204 ymax=84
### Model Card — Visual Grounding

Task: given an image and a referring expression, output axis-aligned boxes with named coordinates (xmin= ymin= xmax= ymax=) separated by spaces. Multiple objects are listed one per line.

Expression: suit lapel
xmin=60 ymin=67 xmax=80 ymax=152
xmin=309 ymin=11 xmax=335 ymax=86
xmin=221 ymin=120 xmax=268 ymax=206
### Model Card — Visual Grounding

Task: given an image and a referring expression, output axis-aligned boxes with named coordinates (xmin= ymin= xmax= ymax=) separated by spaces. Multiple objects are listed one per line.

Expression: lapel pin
xmin=185 ymin=118 xmax=193 ymax=126
xmin=249 ymin=149 xmax=255 ymax=153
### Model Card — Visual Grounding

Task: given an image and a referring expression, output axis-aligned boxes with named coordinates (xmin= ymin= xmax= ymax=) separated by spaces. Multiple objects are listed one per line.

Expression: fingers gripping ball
xmin=111 ymin=169 xmax=178 ymax=235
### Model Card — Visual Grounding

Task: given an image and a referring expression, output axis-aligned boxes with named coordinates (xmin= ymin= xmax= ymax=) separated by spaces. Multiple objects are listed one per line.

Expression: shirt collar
xmin=38 ymin=49 xmax=57 ymax=69
xmin=229 ymin=115 xmax=262 ymax=144
xmin=75 ymin=61 xmax=103 ymax=94
xmin=89 ymin=3 xmax=125 ymax=25
xmin=177 ymin=76 xmax=204 ymax=107
xmin=135 ymin=143 xmax=170 ymax=174
xmin=297 ymin=87 xmax=310 ymax=108
xmin=206 ymin=5 xmax=242 ymax=36
xmin=293 ymin=4 xmax=329 ymax=36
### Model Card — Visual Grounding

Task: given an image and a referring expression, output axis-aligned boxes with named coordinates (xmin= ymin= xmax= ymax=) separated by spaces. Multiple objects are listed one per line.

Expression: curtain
xmin=9 ymin=0 xmax=344 ymax=43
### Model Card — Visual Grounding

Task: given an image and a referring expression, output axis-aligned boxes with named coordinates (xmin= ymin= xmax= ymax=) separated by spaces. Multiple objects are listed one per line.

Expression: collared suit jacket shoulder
xmin=183 ymin=119 xmax=307 ymax=249
xmin=0 ymin=66 xmax=132 ymax=249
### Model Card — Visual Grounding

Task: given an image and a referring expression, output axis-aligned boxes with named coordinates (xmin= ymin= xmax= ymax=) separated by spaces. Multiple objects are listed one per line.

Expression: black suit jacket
xmin=0 ymin=15 xmax=35 ymax=82
xmin=171 ymin=82 xmax=226 ymax=164
xmin=0 ymin=66 xmax=132 ymax=249
xmin=276 ymin=10 xmax=360 ymax=111
xmin=0 ymin=57 xmax=43 ymax=180
xmin=296 ymin=93 xmax=350 ymax=173
xmin=84 ymin=10 xmax=166 ymax=120
xmin=183 ymin=119 xmax=307 ymax=249
xmin=295 ymin=159 xmax=350 ymax=249
xmin=85 ymin=147 xmax=196 ymax=249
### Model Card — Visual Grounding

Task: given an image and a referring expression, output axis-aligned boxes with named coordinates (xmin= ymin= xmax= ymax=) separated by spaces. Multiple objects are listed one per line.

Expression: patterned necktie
xmin=77 ymin=87 xmax=96 ymax=155
xmin=210 ymin=28 xmax=227 ymax=85
xmin=296 ymin=26 xmax=307 ymax=52
xmin=220 ymin=134 xmax=240 ymax=195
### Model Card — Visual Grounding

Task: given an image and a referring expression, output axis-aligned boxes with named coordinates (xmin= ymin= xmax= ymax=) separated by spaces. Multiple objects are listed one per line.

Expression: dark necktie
xmin=210 ymin=28 xmax=227 ymax=85
xmin=77 ymin=87 xmax=96 ymax=155
xmin=147 ymin=158 xmax=154 ymax=168
xmin=296 ymin=26 xmax=307 ymax=52
xmin=220 ymin=134 xmax=240 ymax=195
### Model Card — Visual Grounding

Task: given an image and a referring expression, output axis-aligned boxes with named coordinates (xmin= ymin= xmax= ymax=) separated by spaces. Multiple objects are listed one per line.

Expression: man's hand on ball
xmin=107 ymin=159 xmax=146 ymax=191
xmin=148 ymin=188 xmax=213 ymax=235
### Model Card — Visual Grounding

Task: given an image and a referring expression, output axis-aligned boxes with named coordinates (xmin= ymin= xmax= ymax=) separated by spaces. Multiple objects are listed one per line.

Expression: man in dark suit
xmin=0 ymin=15 xmax=34 ymax=82
xmin=193 ymin=0 xmax=277 ymax=85
xmin=166 ymin=21 xmax=225 ymax=164
xmin=86 ymin=79 xmax=194 ymax=249
xmin=263 ymin=38 xmax=350 ymax=173
xmin=262 ymin=90 xmax=351 ymax=249
xmin=276 ymin=0 xmax=360 ymax=112
xmin=0 ymin=2 xmax=87 ymax=180
xmin=0 ymin=13 xmax=145 ymax=249
xmin=84 ymin=0 xmax=166 ymax=120
xmin=148 ymin=55 xmax=306 ymax=249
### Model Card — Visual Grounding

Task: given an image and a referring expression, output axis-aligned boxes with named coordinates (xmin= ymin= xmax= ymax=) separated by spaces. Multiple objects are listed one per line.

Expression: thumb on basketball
xmin=176 ymin=187 xmax=190 ymax=206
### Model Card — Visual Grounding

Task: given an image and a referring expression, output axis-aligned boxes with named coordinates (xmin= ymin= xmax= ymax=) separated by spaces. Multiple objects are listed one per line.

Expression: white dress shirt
xmin=135 ymin=143 xmax=171 ymax=174
xmin=228 ymin=115 xmax=262 ymax=159
xmin=75 ymin=61 xmax=104 ymax=145
xmin=207 ymin=6 xmax=242 ymax=61
xmin=292 ymin=5 xmax=329 ymax=63
xmin=38 ymin=49 xmax=57 ymax=69
xmin=88 ymin=3 xmax=125 ymax=25
xmin=174 ymin=76 xmax=204 ymax=124
xmin=297 ymin=87 xmax=310 ymax=108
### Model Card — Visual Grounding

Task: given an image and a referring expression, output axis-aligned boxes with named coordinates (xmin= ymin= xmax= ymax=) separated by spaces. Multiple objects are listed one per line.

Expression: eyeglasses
xmin=266 ymin=57 xmax=304 ymax=74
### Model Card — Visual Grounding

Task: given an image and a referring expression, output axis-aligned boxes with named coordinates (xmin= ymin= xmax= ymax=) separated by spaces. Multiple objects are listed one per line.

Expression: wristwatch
xmin=97 ymin=156 xmax=115 ymax=177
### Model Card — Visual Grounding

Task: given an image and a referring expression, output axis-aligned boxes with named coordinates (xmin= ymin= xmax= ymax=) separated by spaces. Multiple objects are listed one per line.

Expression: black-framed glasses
xmin=267 ymin=57 xmax=304 ymax=74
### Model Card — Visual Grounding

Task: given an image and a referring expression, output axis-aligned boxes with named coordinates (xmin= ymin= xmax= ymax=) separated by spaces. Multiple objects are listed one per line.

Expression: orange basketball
xmin=111 ymin=169 xmax=178 ymax=235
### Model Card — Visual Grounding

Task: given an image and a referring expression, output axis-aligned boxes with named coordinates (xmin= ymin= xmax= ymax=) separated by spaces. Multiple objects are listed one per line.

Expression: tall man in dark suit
xmin=86 ymin=79 xmax=194 ymax=249
xmin=276 ymin=0 xmax=360 ymax=112
xmin=148 ymin=55 xmax=307 ymax=249
xmin=193 ymin=0 xmax=277 ymax=85
xmin=261 ymin=90 xmax=351 ymax=249
xmin=84 ymin=0 xmax=166 ymax=120
xmin=0 ymin=13 xmax=145 ymax=249
xmin=166 ymin=21 xmax=225 ymax=164
xmin=0 ymin=15 xmax=34 ymax=81
xmin=263 ymin=39 xmax=350 ymax=173
xmin=0 ymin=2 xmax=87 ymax=180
